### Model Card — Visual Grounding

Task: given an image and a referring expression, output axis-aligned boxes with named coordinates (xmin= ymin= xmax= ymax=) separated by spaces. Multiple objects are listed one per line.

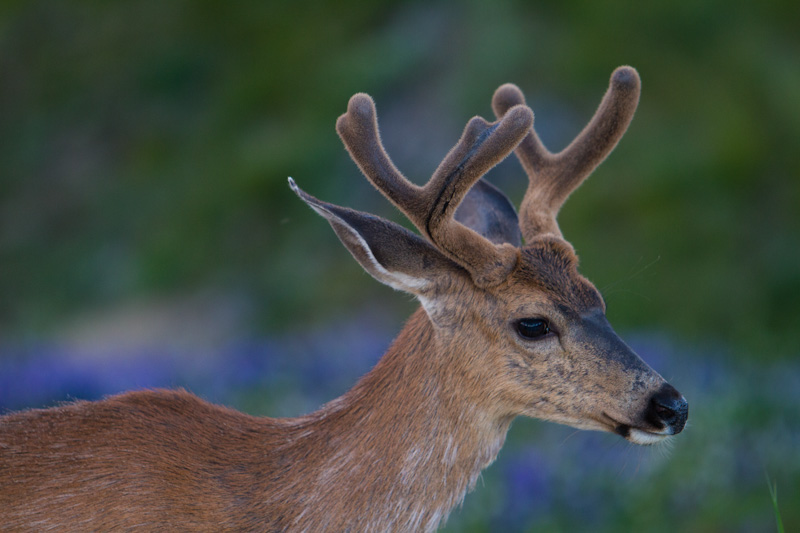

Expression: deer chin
xmin=600 ymin=413 xmax=671 ymax=445
xmin=619 ymin=426 xmax=670 ymax=445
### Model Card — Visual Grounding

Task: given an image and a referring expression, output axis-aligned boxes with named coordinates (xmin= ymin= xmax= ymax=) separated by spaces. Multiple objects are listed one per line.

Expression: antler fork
xmin=336 ymin=93 xmax=534 ymax=287
xmin=492 ymin=66 xmax=641 ymax=240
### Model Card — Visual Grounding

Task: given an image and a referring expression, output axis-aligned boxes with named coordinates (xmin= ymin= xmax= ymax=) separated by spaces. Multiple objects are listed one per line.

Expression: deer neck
xmin=289 ymin=308 xmax=511 ymax=531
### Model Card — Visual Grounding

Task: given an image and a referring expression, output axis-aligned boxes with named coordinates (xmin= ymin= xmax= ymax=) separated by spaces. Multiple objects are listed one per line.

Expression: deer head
xmin=290 ymin=66 xmax=687 ymax=445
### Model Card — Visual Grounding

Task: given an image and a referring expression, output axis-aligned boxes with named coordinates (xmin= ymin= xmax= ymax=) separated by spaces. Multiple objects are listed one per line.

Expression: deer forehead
xmin=433 ymin=239 xmax=604 ymax=327
xmin=502 ymin=239 xmax=604 ymax=315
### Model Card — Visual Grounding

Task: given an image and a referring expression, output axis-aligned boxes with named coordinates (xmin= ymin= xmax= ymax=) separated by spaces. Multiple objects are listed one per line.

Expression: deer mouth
xmin=601 ymin=413 xmax=671 ymax=445
xmin=599 ymin=384 xmax=688 ymax=445
xmin=615 ymin=424 xmax=671 ymax=445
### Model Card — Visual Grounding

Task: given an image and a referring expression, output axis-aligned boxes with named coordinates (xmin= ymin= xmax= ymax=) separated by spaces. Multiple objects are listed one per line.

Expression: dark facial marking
xmin=575 ymin=311 xmax=651 ymax=374
xmin=614 ymin=423 xmax=631 ymax=438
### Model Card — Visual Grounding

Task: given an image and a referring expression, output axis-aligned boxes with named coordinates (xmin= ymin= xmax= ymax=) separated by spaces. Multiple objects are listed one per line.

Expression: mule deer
xmin=0 ymin=66 xmax=687 ymax=531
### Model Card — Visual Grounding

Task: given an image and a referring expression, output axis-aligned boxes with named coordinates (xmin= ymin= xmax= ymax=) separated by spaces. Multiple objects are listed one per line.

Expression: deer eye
xmin=516 ymin=318 xmax=551 ymax=340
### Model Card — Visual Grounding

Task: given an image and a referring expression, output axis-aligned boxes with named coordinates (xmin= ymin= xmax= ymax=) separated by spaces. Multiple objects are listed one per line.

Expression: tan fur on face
xmin=414 ymin=237 xmax=666 ymax=435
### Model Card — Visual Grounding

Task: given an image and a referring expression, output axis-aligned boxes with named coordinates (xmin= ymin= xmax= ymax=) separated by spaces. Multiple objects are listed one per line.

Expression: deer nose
xmin=647 ymin=384 xmax=688 ymax=434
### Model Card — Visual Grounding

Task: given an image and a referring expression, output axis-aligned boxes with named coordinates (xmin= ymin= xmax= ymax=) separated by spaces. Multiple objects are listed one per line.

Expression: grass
xmin=768 ymin=477 xmax=785 ymax=533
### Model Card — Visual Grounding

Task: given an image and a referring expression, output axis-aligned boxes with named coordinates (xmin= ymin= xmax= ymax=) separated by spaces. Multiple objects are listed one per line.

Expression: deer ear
xmin=290 ymin=179 xmax=461 ymax=294
xmin=454 ymin=178 xmax=522 ymax=247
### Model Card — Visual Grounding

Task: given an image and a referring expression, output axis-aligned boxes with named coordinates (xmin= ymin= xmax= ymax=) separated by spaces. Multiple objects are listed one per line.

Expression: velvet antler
xmin=492 ymin=66 xmax=641 ymax=240
xmin=336 ymin=93 xmax=534 ymax=287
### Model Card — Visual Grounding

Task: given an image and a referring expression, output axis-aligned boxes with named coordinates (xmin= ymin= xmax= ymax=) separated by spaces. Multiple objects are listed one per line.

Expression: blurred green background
xmin=1 ymin=0 xmax=798 ymax=531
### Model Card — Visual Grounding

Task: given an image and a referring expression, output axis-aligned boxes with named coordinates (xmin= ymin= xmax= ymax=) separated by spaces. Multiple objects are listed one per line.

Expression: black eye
xmin=516 ymin=318 xmax=551 ymax=340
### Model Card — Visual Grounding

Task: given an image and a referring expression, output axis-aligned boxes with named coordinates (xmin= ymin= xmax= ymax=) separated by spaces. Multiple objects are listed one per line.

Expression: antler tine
xmin=336 ymin=94 xmax=421 ymax=214
xmin=422 ymin=106 xmax=533 ymax=282
xmin=492 ymin=83 xmax=551 ymax=178
xmin=336 ymin=93 xmax=534 ymax=287
xmin=493 ymin=66 xmax=641 ymax=239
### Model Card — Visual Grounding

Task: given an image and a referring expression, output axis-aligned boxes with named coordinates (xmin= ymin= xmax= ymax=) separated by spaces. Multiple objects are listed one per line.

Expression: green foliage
xmin=1 ymin=2 xmax=798 ymax=349
xmin=0 ymin=0 xmax=800 ymax=357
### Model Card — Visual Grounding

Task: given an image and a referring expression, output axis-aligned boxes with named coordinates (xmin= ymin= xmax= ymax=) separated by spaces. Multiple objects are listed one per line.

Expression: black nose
xmin=647 ymin=384 xmax=688 ymax=434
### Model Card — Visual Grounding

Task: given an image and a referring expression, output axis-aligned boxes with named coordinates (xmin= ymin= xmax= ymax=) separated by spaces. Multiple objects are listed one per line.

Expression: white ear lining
xmin=307 ymin=201 xmax=432 ymax=295
xmin=291 ymin=177 xmax=444 ymax=314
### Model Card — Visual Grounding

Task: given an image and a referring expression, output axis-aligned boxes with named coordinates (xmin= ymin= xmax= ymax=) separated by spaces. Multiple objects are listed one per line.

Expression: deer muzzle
xmin=577 ymin=311 xmax=689 ymax=445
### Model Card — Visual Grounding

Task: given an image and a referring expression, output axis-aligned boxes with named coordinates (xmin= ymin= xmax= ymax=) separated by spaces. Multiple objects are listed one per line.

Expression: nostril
xmin=654 ymin=402 xmax=675 ymax=420
xmin=648 ymin=384 xmax=689 ymax=434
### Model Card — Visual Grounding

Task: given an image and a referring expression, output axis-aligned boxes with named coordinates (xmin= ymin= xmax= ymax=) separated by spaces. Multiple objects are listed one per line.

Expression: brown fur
xmin=0 ymin=67 xmax=687 ymax=531
xmin=1 ymin=311 xmax=508 ymax=531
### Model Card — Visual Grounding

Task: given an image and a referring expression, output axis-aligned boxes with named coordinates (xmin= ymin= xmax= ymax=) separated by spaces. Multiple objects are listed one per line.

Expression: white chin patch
xmin=628 ymin=428 xmax=669 ymax=445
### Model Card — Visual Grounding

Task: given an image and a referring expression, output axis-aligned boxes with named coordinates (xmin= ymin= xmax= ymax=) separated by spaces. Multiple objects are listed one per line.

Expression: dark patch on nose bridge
xmin=579 ymin=311 xmax=651 ymax=374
